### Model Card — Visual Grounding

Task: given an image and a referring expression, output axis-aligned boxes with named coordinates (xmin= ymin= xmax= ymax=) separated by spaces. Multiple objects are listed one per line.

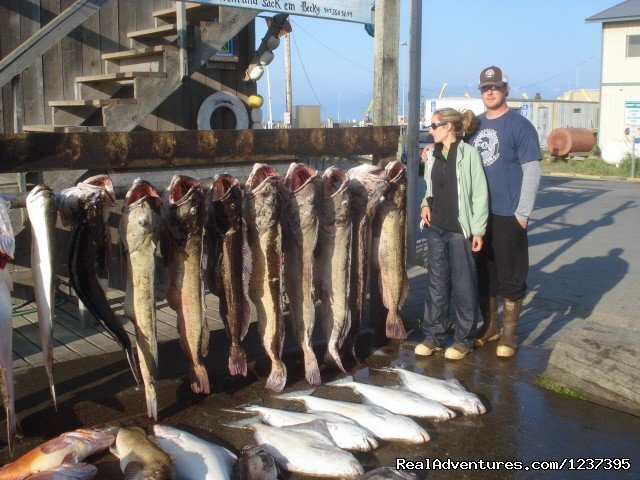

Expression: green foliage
xmin=541 ymin=154 xmax=638 ymax=179
xmin=535 ymin=374 xmax=586 ymax=400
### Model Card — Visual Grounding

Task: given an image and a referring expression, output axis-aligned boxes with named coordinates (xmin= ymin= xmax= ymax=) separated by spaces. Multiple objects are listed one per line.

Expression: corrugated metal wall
xmin=0 ymin=0 xmax=256 ymax=134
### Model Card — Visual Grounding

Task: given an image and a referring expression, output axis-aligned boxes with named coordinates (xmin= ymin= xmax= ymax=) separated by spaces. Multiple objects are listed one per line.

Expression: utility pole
xmin=406 ymin=0 xmax=422 ymax=264
xmin=373 ymin=0 xmax=400 ymax=162
xmin=284 ymin=33 xmax=292 ymax=128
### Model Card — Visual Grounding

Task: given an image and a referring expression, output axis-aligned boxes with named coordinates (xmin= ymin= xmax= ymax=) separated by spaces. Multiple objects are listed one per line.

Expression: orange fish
xmin=0 ymin=428 xmax=114 ymax=480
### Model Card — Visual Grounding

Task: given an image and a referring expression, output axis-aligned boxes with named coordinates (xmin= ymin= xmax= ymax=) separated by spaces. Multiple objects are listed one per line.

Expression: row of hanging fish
xmin=0 ymin=160 xmax=408 ymax=451
xmin=1 ymin=366 xmax=482 ymax=479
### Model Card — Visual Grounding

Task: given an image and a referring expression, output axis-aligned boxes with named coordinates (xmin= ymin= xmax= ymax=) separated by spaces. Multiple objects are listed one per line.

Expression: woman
xmin=415 ymin=108 xmax=488 ymax=360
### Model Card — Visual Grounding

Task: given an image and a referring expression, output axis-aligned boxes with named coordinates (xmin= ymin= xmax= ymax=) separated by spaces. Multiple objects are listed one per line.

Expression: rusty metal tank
xmin=547 ymin=128 xmax=596 ymax=156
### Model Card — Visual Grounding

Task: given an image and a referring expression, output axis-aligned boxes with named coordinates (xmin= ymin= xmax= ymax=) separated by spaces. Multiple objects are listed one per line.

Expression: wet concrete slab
xmin=1 ymin=330 xmax=638 ymax=479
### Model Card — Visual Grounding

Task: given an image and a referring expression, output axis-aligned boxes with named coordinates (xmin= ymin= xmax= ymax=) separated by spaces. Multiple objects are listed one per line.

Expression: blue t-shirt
xmin=468 ymin=109 xmax=541 ymax=216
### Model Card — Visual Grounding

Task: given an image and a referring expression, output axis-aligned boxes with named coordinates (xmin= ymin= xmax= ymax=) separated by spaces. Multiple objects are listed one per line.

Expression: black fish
xmin=69 ymin=191 xmax=140 ymax=385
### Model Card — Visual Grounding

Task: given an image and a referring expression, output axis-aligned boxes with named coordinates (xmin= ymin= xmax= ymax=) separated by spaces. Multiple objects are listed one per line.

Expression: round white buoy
xmin=267 ymin=35 xmax=280 ymax=50
xmin=247 ymin=64 xmax=264 ymax=82
xmin=601 ymin=140 xmax=630 ymax=166
xmin=259 ymin=50 xmax=275 ymax=66
xmin=197 ymin=92 xmax=249 ymax=130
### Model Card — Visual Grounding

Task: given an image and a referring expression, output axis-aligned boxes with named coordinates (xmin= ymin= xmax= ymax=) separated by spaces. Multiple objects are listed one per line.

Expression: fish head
xmin=0 ymin=199 xmax=14 ymax=268
xmin=66 ymin=427 xmax=116 ymax=456
xmin=384 ymin=161 xmax=407 ymax=209
xmin=246 ymin=165 xmax=284 ymax=231
xmin=236 ymin=445 xmax=280 ymax=480
xmin=284 ymin=163 xmax=319 ymax=194
xmin=163 ymin=175 xmax=204 ymax=246
xmin=81 ymin=175 xmax=117 ymax=208
xmin=121 ymin=179 xmax=161 ymax=251
xmin=207 ymin=174 xmax=242 ymax=235
xmin=320 ymin=167 xmax=350 ymax=228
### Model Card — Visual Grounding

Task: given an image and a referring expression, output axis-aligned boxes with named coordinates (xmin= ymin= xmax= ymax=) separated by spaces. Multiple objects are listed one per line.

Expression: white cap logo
xmin=485 ymin=68 xmax=495 ymax=78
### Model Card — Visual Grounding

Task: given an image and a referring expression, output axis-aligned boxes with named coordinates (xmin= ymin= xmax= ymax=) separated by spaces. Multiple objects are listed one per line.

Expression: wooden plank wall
xmin=0 ymin=0 xmax=256 ymax=133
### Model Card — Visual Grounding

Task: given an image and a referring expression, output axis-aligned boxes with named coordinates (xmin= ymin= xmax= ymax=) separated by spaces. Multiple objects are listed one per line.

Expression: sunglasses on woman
xmin=427 ymin=121 xmax=449 ymax=130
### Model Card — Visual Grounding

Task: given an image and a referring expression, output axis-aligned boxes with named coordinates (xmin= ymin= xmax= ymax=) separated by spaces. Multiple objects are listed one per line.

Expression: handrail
xmin=0 ymin=0 xmax=108 ymax=89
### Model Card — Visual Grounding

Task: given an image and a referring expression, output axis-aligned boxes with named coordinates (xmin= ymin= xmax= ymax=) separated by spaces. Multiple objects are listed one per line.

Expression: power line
xmin=290 ymin=31 xmax=330 ymax=119
xmin=518 ymin=55 xmax=596 ymax=90
xmin=290 ymin=19 xmax=373 ymax=74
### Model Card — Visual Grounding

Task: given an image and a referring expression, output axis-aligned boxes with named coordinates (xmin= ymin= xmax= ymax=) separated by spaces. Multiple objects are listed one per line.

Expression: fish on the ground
xmin=153 ymin=424 xmax=236 ymax=480
xmin=244 ymin=164 xmax=287 ymax=392
xmin=372 ymin=161 xmax=409 ymax=340
xmin=325 ymin=376 xmax=455 ymax=421
xmin=275 ymin=390 xmax=430 ymax=443
xmin=282 ymin=163 xmax=321 ymax=385
xmin=0 ymin=428 xmax=114 ymax=480
xmin=26 ymin=185 xmax=58 ymax=409
xmin=25 ymin=463 xmax=97 ymax=480
xmin=120 ymin=179 xmax=161 ymax=420
xmin=68 ymin=187 xmax=140 ymax=385
xmin=378 ymin=366 xmax=486 ymax=415
xmin=204 ymin=174 xmax=251 ymax=377
xmin=0 ymin=199 xmax=15 ymax=454
xmin=228 ymin=418 xmax=363 ymax=478
xmin=355 ymin=467 xmax=417 ymax=479
xmin=344 ymin=165 xmax=389 ymax=358
xmin=234 ymin=445 xmax=280 ymax=480
xmin=161 ymin=175 xmax=210 ymax=395
xmin=110 ymin=426 xmax=174 ymax=480
xmin=239 ymin=404 xmax=378 ymax=451
xmin=313 ymin=167 xmax=352 ymax=372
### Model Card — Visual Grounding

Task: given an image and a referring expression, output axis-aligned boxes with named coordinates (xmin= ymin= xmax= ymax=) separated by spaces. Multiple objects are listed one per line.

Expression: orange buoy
xmin=547 ymin=128 xmax=595 ymax=156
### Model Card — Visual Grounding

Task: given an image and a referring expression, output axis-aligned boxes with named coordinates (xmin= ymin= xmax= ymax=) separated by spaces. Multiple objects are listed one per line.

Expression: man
xmin=468 ymin=66 xmax=542 ymax=358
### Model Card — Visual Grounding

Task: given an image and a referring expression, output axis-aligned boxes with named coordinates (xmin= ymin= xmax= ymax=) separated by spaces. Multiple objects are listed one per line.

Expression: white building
xmin=587 ymin=0 xmax=640 ymax=149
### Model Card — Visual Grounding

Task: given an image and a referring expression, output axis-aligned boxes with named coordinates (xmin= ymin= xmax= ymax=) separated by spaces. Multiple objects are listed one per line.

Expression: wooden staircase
xmin=22 ymin=2 xmax=258 ymax=133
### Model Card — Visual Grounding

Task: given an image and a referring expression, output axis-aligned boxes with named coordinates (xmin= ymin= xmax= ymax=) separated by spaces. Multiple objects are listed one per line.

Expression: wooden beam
xmin=0 ymin=0 xmax=109 ymax=89
xmin=373 ymin=0 xmax=399 ymax=129
xmin=0 ymin=127 xmax=399 ymax=174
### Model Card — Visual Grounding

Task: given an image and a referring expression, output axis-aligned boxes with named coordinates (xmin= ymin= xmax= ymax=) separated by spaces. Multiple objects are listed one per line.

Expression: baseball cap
xmin=478 ymin=66 xmax=508 ymax=88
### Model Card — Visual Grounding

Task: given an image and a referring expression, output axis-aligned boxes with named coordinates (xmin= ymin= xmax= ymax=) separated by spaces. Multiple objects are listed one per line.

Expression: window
xmin=573 ymin=108 xmax=582 ymax=114
xmin=627 ymin=35 xmax=640 ymax=57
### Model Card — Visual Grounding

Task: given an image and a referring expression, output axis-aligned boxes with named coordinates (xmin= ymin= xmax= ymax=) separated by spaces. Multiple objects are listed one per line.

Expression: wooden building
xmin=0 ymin=0 xmax=259 ymax=135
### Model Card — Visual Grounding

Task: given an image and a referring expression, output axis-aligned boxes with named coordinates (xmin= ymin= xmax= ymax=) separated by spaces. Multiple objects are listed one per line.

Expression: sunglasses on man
xmin=479 ymin=85 xmax=505 ymax=93
xmin=427 ymin=121 xmax=449 ymax=130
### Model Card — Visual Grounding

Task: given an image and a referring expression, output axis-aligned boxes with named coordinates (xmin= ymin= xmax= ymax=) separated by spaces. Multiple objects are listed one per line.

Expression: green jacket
xmin=421 ymin=141 xmax=489 ymax=238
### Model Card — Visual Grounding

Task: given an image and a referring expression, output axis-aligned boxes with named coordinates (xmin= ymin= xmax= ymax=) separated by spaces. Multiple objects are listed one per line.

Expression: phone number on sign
xmin=323 ymin=8 xmax=353 ymax=18
xmin=396 ymin=458 xmax=632 ymax=471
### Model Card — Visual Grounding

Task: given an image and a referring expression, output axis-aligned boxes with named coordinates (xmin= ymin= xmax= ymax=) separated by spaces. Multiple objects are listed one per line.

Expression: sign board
xmin=625 ymin=101 xmax=640 ymax=126
xmin=183 ymin=0 xmax=374 ymax=24
xmin=520 ymin=102 xmax=531 ymax=120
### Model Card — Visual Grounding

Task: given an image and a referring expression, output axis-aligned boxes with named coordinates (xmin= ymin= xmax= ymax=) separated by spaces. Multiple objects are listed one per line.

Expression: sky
xmin=253 ymin=0 xmax=611 ymax=123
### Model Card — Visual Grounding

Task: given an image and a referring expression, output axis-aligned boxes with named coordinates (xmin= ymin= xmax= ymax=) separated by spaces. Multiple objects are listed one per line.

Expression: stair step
xmin=76 ymin=72 xmax=167 ymax=83
xmin=22 ymin=125 xmax=106 ymax=133
xmin=50 ymin=99 xmax=137 ymax=107
xmin=153 ymin=2 xmax=217 ymax=20
xmin=102 ymin=45 xmax=179 ymax=61
xmin=127 ymin=24 xmax=177 ymax=40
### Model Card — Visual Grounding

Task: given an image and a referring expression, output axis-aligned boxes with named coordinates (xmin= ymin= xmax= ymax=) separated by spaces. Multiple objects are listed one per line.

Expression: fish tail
xmin=5 ymin=404 xmax=15 ymax=456
xmin=228 ymin=344 xmax=248 ymax=377
xmin=265 ymin=360 xmax=287 ymax=392
xmin=49 ymin=381 xmax=57 ymax=411
xmin=324 ymin=375 xmax=354 ymax=387
xmin=189 ymin=364 xmax=210 ymax=395
xmin=385 ymin=310 xmax=407 ymax=340
xmin=303 ymin=351 xmax=321 ymax=386
xmin=324 ymin=346 xmax=347 ymax=373
xmin=145 ymin=383 xmax=158 ymax=421
xmin=125 ymin=348 xmax=142 ymax=386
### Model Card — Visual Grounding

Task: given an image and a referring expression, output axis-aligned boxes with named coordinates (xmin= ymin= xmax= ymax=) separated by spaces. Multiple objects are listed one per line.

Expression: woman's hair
xmin=433 ymin=108 xmax=478 ymax=138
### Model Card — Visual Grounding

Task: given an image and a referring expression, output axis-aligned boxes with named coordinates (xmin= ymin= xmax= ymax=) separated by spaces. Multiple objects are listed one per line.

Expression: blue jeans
xmin=422 ymin=226 xmax=478 ymax=348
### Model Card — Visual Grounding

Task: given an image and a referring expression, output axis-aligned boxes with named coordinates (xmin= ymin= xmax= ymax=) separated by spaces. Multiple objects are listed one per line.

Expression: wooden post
xmin=176 ymin=0 xmax=189 ymax=81
xmin=372 ymin=0 xmax=400 ymax=137
xmin=284 ymin=33 xmax=292 ymax=127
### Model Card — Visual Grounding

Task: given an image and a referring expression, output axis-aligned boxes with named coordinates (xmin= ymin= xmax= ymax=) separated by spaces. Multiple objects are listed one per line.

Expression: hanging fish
xmin=204 ymin=174 xmax=251 ymax=377
xmin=26 ymin=185 xmax=58 ymax=409
xmin=0 ymin=199 xmax=16 ymax=454
xmin=161 ymin=175 xmax=210 ymax=395
xmin=372 ymin=161 xmax=409 ymax=340
xmin=244 ymin=164 xmax=287 ymax=392
xmin=313 ymin=167 xmax=352 ymax=372
xmin=120 ymin=179 xmax=161 ymax=420
xmin=68 ymin=188 xmax=140 ymax=385
xmin=282 ymin=163 xmax=321 ymax=385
